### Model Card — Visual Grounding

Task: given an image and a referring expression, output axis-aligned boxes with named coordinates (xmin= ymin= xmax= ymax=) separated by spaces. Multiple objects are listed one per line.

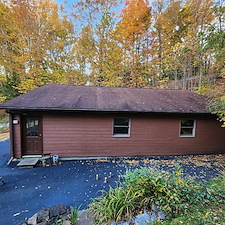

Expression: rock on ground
xmin=19 ymin=204 xmax=71 ymax=225
xmin=76 ymin=210 xmax=95 ymax=225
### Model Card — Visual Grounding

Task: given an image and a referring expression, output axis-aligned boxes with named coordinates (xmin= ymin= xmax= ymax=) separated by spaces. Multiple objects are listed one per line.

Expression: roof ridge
xmin=43 ymin=83 xmax=195 ymax=92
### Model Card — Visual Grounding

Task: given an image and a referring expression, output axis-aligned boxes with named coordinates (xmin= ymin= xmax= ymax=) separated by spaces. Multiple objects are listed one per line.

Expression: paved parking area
xmin=0 ymin=140 xmax=224 ymax=225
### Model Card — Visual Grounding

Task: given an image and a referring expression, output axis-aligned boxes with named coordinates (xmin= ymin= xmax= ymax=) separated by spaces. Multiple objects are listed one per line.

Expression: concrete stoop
xmin=17 ymin=157 xmax=40 ymax=168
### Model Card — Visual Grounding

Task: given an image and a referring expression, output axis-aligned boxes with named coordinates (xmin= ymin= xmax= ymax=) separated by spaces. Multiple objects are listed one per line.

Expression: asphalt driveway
xmin=0 ymin=140 xmax=224 ymax=225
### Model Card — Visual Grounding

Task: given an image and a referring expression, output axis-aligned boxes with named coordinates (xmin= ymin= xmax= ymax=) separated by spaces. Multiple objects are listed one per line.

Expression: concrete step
xmin=22 ymin=155 xmax=42 ymax=158
xmin=17 ymin=158 xmax=40 ymax=168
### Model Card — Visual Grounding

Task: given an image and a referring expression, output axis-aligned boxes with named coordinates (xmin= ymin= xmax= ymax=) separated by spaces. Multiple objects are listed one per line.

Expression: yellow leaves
xmin=0 ymin=0 xmax=76 ymax=96
xmin=51 ymin=71 xmax=67 ymax=84
xmin=17 ymin=78 xmax=38 ymax=94
xmin=157 ymin=77 xmax=170 ymax=89
xmin=0 ymin=96 xmax=6 ymax=103
xmin=206 ymin=78 xmax=225 ymax=127
xmin=116 ymin=0 xmax=151 ymax=43
xmin=0 ymin=74 xmax=5 ymax=83
xmin=159 ymin=77 xmax=169 ymax=83
xmin=0 ymin=0 xmax=223 ymax=98
xmin=220 ymin=69 xmax=225 ymax=78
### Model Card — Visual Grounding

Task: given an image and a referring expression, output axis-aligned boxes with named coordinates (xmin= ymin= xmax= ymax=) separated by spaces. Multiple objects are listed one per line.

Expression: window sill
xmin=113 ymin=134 xmax=130 ymax=138
xmin=179 ymin=135 xmax=195 ymax=138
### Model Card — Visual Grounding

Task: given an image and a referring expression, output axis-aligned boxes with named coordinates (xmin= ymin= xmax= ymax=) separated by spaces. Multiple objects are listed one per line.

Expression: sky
xmin=55 ymin=0 xmax=126 ymax=30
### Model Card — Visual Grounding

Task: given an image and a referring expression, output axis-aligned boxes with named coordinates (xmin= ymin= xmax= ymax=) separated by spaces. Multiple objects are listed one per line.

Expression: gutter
xmin=0 ymin=107 xmax=211 ymax=115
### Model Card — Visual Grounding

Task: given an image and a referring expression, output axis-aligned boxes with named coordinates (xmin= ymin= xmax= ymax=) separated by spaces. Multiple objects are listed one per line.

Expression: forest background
xmin=0 ymin=0 xmax=224 ymax=124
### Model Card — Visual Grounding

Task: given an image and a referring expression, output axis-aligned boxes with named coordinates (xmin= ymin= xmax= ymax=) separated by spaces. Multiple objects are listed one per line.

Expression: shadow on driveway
xmin=0 ymin=140 xmax=223 ymax=225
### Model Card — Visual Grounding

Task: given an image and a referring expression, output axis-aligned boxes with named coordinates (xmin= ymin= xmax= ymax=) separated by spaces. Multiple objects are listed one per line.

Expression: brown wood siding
xmin=42 ymin=113 xmax=225 ymax=157
xmin=12 ymin=114 xmax=22 ymax=158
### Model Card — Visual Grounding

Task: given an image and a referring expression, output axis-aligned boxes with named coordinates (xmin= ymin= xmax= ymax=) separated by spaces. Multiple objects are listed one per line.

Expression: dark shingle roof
xmin=0 ymin=84 xmax=210 ymax=114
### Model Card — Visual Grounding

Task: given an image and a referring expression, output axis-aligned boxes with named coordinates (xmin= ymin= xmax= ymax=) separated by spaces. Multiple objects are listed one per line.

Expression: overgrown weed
xmin=89 ymin=167 xmax=225 ymax=225
xmin=70 ymin=203 xmax=82 ymax=225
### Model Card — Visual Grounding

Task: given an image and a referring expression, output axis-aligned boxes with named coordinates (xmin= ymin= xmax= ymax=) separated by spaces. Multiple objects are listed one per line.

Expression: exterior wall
xmin=11 ymin=114 xmax=22 ymax=158
xmin=42 ymin=112 xmax=225 ymax=157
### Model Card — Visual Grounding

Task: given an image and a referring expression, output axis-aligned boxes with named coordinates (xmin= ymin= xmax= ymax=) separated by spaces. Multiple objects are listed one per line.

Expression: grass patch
xmin=90 ymin=187 xmax=142 ymax=224
xmin=89 ymin=167 xmax=225 ymax=225
xmin=70 ymin=204 xmax=81 ymax=225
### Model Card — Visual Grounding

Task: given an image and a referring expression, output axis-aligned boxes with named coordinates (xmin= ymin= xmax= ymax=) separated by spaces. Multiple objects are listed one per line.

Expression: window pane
xmin=26 ymin=119 xmax=39 ymax=137
xmin=114 ymin=118 xmax=129 ymax=126
xmin=33 ymin=129 xmax=38 ymax=137
xmin=30 ymin=121 xmax=34 ymax=128
xmin=26 ymin=130 xmax=31 ymax=136
xmin=181 ymin=120 xmax=194 ymax=127
xmin=114 ymin=127 xmax=129 ymax=134
xmin=180 ymin=128 xmax=193 ymax=135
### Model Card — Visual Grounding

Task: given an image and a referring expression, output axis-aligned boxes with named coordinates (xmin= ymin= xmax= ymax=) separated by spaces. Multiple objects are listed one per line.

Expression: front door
xmin=23 ymin=117 xmax=43 ymax=155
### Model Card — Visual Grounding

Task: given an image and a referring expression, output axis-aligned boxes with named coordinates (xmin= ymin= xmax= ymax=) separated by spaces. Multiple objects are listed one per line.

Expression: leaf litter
xmin=91 ymin=154 xmax=224 ymax=182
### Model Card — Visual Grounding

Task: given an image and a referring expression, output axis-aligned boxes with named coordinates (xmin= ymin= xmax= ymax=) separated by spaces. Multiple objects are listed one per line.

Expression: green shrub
xmin=204 ymin=167 xmax=225 ymax=204
xmin=90 ymin=187 xmax=143 ymax=224
xmin=123 ymin=166 xmax=209 ymax=215
xmin=152 ymin=169 xmax=225 ymax=225
xmin=89 ymin=167 xmax=224 ymax=225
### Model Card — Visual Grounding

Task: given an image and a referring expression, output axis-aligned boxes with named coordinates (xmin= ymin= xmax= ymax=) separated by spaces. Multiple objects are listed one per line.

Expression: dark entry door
xmin=23 ymin=117 xmax=43 ymax=155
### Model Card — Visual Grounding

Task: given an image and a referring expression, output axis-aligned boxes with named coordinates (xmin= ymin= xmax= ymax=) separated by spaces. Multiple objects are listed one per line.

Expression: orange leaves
xmin=116 ymin=0 xmax=151 ymax=43
xmin=0 ymin=0 xmax=224 ymax=100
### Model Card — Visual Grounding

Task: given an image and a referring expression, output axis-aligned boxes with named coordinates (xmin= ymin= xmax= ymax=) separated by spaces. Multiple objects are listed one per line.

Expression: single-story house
xmin=0 ymin=84 xmax=225 ymax=159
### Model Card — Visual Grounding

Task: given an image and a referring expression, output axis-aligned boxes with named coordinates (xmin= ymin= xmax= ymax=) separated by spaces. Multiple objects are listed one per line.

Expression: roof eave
xmin=2 ymin=107 xmax=211 ymax=115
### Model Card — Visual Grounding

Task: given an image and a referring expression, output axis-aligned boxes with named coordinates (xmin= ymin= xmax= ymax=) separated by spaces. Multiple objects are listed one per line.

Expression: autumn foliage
xmin=0 ymin=0 xmax=224 ymax=121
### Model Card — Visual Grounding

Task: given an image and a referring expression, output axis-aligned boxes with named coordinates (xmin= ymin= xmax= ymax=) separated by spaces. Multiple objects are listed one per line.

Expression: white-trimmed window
xmin=113 ymin=117 xmax=130 ymax=137
xmin=180 ymin=119 xmax=196 ymax=137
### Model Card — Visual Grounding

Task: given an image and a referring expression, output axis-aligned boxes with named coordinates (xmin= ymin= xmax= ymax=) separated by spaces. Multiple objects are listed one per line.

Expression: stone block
xmin=47 ymin=217 xmax=57 ymax=225
xmin=62 ymin=220 xmax=71 ymax=225
xmin=134 ymin=212 xmax=151 ymax=225
xmin=27 ymin=213 xmax=37 ymax=225
xmin=49 ymin=204 xmax=70 ymax=218
xmin=37 ymin=221 xmax=48 ymax=225
xmin=37 ymin=209 xmax=50 ymax=223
